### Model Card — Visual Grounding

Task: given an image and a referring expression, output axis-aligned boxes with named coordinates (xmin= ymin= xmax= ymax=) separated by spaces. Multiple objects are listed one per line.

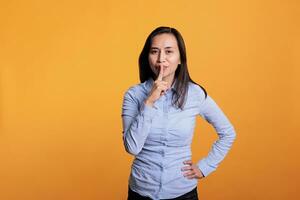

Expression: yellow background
xmin=0 ymin=0 xmax=299 ymax=199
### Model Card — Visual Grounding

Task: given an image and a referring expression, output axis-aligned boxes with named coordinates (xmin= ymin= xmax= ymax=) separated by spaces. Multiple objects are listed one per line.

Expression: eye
xmin=150 ymin=50 xmax=158 ymax=54
xmin=166 ymin=50 xmax=173 ymax=54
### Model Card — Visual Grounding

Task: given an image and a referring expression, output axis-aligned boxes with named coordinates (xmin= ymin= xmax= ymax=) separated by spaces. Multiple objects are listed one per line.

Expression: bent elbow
xmin=228 ymin=127 xmax=237 ymax=145
xmin=123 ymin=135 xmax=142 ymax=156
xmin=124 ymin=144 xmax=141 ymax=156
xmin=222 ymin=125 xmax=237 ymax=145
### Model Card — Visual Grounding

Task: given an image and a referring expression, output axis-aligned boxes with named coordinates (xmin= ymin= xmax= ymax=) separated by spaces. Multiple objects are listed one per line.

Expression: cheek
xmin=169 ymin=56 xmax=180 ymax=65
xmin=148 ymin=57 xmax=156 ymax=71
xmin=148 ymin=56 xmax=156 ymax=66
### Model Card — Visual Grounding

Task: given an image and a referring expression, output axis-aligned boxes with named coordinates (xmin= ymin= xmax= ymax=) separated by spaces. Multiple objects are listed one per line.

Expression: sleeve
xmin=196 ymin=94 xmax=237 ymax=177
xmin=121 ymin=87 xmax=158 ymax=156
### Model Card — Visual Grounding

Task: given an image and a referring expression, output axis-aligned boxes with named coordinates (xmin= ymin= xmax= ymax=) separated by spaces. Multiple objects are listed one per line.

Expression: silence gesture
xmin=144 ymin=66 xmax=169 ymax=107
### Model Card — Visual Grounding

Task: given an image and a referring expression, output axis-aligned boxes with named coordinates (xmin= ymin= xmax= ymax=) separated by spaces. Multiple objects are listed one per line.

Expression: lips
xmin=155 ymin=66 xmax=167 ymax=74
xmin=156 ymin=65 xmax=168 ymax=70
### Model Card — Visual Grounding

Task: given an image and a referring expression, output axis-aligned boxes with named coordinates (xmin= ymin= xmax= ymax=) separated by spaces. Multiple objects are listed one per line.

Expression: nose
xmin=157 ymin=51 xmax=166 ymax=63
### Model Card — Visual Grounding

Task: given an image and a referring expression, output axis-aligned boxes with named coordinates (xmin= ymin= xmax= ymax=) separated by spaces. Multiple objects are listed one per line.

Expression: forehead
xmin=150 ymin=33 xmax=178 ymax=48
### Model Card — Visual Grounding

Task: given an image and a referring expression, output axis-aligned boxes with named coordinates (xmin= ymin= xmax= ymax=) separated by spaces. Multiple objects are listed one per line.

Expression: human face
xmin=148 ymin=33 xmax=181 ymax=82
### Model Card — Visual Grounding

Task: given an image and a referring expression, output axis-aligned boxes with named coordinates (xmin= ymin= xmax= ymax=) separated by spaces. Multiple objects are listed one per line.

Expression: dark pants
xmin=127 ymin=186 xmax=198 ymax=200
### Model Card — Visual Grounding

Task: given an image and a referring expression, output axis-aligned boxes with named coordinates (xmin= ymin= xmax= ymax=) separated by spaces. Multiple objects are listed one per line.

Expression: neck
xmin=163 ymin=74 xmax=175 ymax=89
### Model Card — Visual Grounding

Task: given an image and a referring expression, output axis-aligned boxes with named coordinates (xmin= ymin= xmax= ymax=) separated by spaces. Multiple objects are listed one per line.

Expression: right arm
xmin=121 ymin=88 xmax=158 ymax=156
xmin=122 ymin=66 xmax=168 ymax=156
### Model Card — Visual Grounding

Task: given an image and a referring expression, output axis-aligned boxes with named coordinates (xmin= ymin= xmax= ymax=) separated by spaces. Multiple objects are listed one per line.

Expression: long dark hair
xmin=138 ymin=26 xmax=207 ymax=110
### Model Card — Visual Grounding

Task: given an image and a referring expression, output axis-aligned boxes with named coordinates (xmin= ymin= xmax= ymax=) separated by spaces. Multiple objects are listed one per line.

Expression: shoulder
xmin=123 ymin=81 xmax=149 ymax=102
xmin=188 ymin=82 xmax=207 ymax=103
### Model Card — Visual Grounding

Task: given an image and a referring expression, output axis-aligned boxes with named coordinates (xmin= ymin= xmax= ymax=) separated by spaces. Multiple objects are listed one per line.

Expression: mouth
xmin=155 ymin=65 xmax=168 ymax=71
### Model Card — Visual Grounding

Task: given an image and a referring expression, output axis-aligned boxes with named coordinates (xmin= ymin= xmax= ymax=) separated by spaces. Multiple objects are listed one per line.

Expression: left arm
xmin=196 ymin=95 xmax=237 ymax=177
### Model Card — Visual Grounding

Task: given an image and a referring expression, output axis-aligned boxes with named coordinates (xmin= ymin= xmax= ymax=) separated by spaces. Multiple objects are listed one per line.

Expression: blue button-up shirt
xmin=121 ymin=78 xmax=236 ymax=200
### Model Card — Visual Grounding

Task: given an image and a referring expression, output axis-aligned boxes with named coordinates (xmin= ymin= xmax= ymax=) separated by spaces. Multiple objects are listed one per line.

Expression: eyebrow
xmin=150 ymin=46 xmax=174 ymax=50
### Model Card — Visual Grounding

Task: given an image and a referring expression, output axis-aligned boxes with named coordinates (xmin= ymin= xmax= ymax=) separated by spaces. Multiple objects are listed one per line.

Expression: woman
xmin=121 ymin=26 xmax=236 ymax=200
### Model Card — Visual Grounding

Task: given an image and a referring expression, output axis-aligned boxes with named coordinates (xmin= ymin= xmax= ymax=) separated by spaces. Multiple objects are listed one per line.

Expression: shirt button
xmin=159 ymin=149 xmax=164 ymax=156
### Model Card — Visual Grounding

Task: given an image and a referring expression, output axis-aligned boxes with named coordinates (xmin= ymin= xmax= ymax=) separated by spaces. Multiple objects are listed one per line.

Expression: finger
xmin=157 ymin=85 xmax=168 ymax=92
xmin=181 ymin=166 xmax=193 ymax=171
xmin=160 ymin=88 xmax=168 ymax=96
xmin=154 ymin=80 xmax=168 ymax=85
xmin=183 ymin=171 xmax=195 ymax=177
xmin=156 ymin=82 xmax=168 ymax=89
xmin=183 ymin=160 xmax=193 ymax=165
xmin=159 ymin=81 xmax=168 ymax=86
xmin=157 ymin=65 xmax=164 ymax=81
xmin=185 ymin=174 xmax=196 ymax=179
xmin=154 ymin=81 xmax=168 ymax=92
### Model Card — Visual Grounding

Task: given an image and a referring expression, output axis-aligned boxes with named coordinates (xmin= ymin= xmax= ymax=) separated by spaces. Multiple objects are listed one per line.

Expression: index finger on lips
xmin=157 ymin=65 xmax=164 ymax=81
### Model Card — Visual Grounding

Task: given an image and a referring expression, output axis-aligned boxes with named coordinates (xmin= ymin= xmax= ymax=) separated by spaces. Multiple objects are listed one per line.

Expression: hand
xmin=181 ymin=160 xmax=205 ymax=179
xmin=144 ymin=66 xmax=169 ymax=106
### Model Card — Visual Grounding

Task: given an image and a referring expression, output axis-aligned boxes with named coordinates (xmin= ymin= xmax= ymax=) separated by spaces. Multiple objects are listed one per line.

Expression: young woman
xmin=121 ymin=26 xmax=236 ymax=200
